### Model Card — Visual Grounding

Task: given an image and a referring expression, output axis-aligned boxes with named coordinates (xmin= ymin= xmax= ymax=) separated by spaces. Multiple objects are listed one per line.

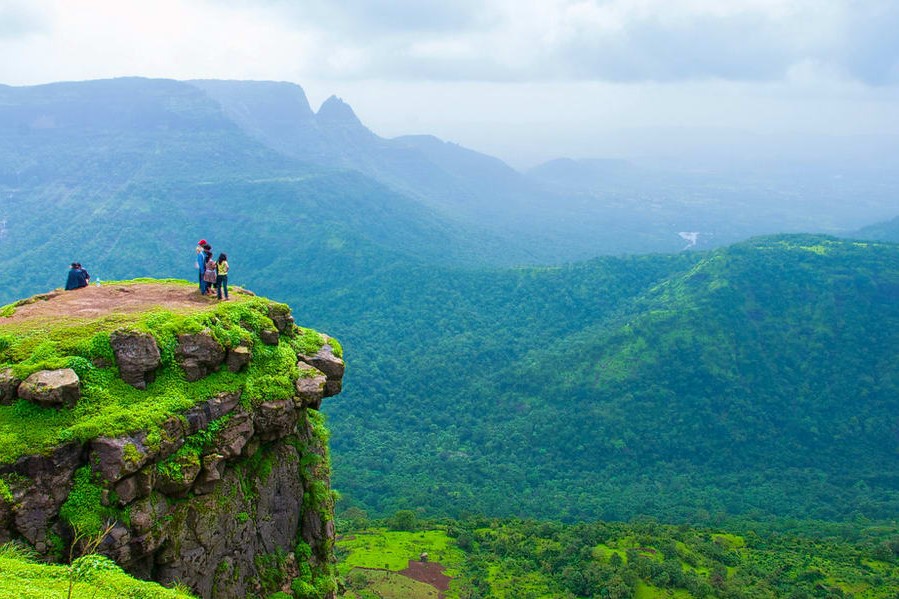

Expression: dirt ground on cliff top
xmin=1 ymin=283 xmax=249 ymax=325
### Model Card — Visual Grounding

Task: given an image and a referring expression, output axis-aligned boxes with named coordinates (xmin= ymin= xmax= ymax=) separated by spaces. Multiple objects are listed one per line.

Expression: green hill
xmin=0 ymin=78 xmax=513 ymax=304
xmin=853 ymin=216 xmax=899 ymax=243
xmin=320 ymin=235 xmax=899 ymax=522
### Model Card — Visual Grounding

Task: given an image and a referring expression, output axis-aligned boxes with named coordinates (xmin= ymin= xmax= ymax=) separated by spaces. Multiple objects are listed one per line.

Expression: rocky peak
xmin=316 ymin=95 xmax=364 ymax=128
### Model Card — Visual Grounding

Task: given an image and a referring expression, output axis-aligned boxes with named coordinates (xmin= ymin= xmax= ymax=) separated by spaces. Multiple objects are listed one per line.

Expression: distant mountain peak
xmin=317 ymin=95 xmax=363 ymax=127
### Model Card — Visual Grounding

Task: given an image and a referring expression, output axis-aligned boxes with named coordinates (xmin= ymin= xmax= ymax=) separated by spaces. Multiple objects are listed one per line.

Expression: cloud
xmin=0 ymin=0 xmax=896 ymax=89
xmin=244 ymin=0 xmax=899 ymax=85
xmin=218 ymin=0 xmax=490 ymax=36
xmin=0 ymin=1 xmax=50 ymax=39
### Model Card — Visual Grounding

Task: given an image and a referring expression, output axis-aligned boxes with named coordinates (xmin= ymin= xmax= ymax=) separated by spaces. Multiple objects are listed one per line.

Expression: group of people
xmin=64 ymin=262 xmax=91 ymax=290
xmin=196 ymin=239 xmax=230 ymax=300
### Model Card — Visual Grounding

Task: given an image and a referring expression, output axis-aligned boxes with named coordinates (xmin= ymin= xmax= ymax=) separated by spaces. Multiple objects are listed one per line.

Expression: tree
xmin=388 ymin=509 xmax=417 ymax=532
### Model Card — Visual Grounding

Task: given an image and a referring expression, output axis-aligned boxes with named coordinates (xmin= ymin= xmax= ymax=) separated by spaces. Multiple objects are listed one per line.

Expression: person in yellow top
xmin=215 ymin=253 xmax=230 ymax=300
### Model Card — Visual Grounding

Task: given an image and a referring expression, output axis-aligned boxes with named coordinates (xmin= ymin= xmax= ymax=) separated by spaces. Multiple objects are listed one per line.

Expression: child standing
xmin=203 ymin=251 xmax=217 ymax=295
xmin=216 ymin=253 xmax=230 ymax=300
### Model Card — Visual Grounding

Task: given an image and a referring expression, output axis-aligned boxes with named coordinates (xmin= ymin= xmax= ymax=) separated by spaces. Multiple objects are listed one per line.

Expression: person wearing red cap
xmin=196 ymin=239 xmax=210 ymax=294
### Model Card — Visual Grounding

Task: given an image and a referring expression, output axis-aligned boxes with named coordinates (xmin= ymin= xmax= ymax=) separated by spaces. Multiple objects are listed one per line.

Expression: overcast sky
xmin=2 ymin=0 xmax=898 ymax=167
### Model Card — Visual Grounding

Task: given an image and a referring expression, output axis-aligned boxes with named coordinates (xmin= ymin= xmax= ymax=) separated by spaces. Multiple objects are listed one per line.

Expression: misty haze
xmin=0 ymin=2 xmax=898 ymax=599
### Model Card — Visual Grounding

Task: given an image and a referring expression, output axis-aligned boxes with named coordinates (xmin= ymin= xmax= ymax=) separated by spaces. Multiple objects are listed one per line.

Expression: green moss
xmin=290 ymin=328 xmax=327 ymax=357
xmin=155 ymin=414 xmax=232 ymax=481
xmin=122 ymin=443 xmax=142 ymax=467
xmin=59 ymin=467 xmax=124 ymax=537
xmin=0 ymin=478 xmax=12 ymax=503
xmin=0 ymin=280 xmax=336 ymax=465
xmin=255 ymin=548 xmax=291 ymax=596
xmin=0 ymin=541 xmax=195 ymax=598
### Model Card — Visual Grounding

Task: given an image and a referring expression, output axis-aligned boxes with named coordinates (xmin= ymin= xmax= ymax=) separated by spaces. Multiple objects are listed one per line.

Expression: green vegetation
xmin=318 ymin=235 xmax=899 ymax=523
xmin=0 ymin=541 xmax=195 ymax=598
xmin=336 ymin=518 xmax=899 ymax=598
xmin=336 ymin=529 xmax=464 ymax=576
xmin=58 ymin=467 xmax=125 ymax=537
xmin=0 ymin=281 xmax=331 ymax=464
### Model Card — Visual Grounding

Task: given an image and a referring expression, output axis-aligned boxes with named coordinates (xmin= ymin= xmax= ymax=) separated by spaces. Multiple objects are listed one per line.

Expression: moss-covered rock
xmin=18 ymin=368 xmax=81 ymax=408
xmin=0 ymin=280 xmax=345 ymax=599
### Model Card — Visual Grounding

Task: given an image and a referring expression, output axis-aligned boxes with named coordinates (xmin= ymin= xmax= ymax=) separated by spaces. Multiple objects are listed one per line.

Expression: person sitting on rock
xmin=76 ymin=262 xmax=90 ymax=285
xmin=65 ymin=262 xmax=89 ymax=290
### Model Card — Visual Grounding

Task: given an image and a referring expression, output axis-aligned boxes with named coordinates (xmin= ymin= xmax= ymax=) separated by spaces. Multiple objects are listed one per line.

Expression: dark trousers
xmin=199 ymin=271 xmax=206 ymax=294
xmin=216 ymin=274 xmax=228 ymax=299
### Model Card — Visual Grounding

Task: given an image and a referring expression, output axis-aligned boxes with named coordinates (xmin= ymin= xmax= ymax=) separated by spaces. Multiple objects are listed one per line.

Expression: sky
xmin=2 ymin=0 xmax=899 ymax=167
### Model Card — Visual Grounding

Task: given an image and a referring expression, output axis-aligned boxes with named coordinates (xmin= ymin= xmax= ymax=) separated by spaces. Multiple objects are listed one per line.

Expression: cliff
xmin=0 ymin=280 xmax=345 ymax=598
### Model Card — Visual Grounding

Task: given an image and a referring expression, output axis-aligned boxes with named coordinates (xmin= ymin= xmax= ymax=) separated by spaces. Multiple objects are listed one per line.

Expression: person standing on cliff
xmin=216 ymin=253 xmax=229 ymax=300
xmin=195 ymin=239 xmax=208 ymax=294
xmin=195 ymin=239 xmax=212 ymax=295
xmin=203 ymin=247 xmax=217 ymax=296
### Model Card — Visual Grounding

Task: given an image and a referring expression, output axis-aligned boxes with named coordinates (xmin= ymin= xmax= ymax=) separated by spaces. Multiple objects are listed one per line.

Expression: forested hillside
xmin=336 ymin=517 xmax=899 ymax=599
xmin=318 ymin=236 xmax=899 ymax=523
xmin=853 ymin=216 xmax=899 ymax=243
xmin=1 ymin=78 xmax=897 ymax=529
xmin=0 ymin=78 xmax=512 ymax=302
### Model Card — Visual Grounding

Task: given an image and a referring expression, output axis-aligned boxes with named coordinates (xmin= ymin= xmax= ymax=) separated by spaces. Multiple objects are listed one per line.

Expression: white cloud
xmin=1 ymin=0 xmax=897 ymax=85
xmin=1 ymin=0 xmax=898 ymax=166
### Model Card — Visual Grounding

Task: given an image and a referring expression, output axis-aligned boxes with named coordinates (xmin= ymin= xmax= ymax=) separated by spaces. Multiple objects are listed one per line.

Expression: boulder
xmin=110 ymin=330 xmax=161 ymax=390
xmin=226 ymin=346 xmax=251 ymax=373
xmin=97 ymin=522 xmax=134 ymax=564
xmin=209 ymin=410 xmax=254 ymax=459
xmin=254 ymin=399 xmax=297 ymax=441
xmin=176 ymin=332 xmax=226 ymax=382
xmin=90 ymin=418 xmax=186 ymax=485
xmin=129 ymin=493 xmax=170 ymax=535
xmin=154 ymin=453 xmax=202 ymax=497
xmin=259 ymin=329 xmax=280 ymax=345
xmin=294 ymin=364 xmax=327 ymax=409
xmin=193 ymin=453 xmax=226 ymax=495
xmin=184 ymin=392 xmax=242 ymax=435
xmin=17 ymin=369 xmax=80 ymax=408
xmin=298 ymin=339 xmax=344 ymax=397
xmin=5 ymin=442 xmax=83 ymax=549
xmin=0 ymin=368 xmax=20 ymax=405
xmin=91 ymin=437 xmax=150 ymax=484
xmin=114 ymin=470 xmax=154 ymax=506
xmin=0 ymin=497 xmax=11 ymax=544
xmin=268 ymin=305 xmax=295 ymax=335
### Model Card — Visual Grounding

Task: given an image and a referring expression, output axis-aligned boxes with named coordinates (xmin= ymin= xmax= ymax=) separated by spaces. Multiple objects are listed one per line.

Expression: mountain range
xmin=1 ymin=77 xmax=898 ymax=525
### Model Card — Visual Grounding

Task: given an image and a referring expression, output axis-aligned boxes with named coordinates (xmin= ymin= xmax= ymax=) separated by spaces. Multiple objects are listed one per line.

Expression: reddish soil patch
xmin=399 ymin=560 xmax=452 ymax=595
xmin=2 ymin=283 xmax=247 ymax=325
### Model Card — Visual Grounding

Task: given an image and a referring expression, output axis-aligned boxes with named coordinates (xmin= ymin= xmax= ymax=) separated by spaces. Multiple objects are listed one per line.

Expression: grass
xmin=0 ymin=541 xmax=195 ymax=598
xmin=343 ymin=569 xmax=441 ymax=599
xmin=337 ymin=528 xmax=466 ymax=599
xmin=634 ymin=581 xmax=693 ymax=598
xmin=336 ymin=529 xmax=464 ymax=578
xmin=0 ymin=279 xmax=334 ymax=464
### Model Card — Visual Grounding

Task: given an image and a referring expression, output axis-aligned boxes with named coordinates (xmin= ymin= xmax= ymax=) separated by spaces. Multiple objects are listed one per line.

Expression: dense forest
xmin=336 ymin=516 xmax=899 ymax=598
xmin=316 ymin=235 xmax=899 ymax=523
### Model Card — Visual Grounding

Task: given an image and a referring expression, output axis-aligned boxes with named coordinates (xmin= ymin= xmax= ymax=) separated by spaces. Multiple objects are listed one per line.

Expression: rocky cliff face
xmin=0 ymin=283 xmax=345 ymax=598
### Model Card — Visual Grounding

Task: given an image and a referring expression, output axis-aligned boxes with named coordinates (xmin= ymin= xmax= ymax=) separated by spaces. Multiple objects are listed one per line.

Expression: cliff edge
xmin=0 ymin=280 xmax=345 ymax=598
